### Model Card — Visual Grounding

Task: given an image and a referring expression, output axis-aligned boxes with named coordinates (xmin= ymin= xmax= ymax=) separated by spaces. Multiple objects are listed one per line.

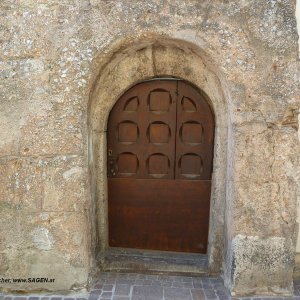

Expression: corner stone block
xmin=0 ymin=211 xmax=91 ymax=292
xmin=0 ymin=250 xmax=89 ymax=292
xmin=227 ymin=235 xmax=294 ymax=297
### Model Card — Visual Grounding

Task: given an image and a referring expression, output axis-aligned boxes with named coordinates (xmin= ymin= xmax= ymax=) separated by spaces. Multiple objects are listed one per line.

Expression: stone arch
xmin=88 ymin=37 xmax=231 ymax=273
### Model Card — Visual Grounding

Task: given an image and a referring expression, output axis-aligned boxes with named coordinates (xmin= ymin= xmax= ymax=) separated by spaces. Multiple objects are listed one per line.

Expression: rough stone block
xmin=0 ymin=158 xmax=43 ymax=211
xmin=42 ymin=155 xmax=89 ymax=212
xmin=0 ymin=211 xmax=91 ymax=291
xmin=0 ymin=155 xmax=88 ymax=213
xmin=227 ymin=235 xmax=294 ymax=296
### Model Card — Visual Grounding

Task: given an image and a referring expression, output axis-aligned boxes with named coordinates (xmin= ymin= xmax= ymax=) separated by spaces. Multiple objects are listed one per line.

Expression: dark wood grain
xmin=108 ymin=179 xmax=211 ymax=253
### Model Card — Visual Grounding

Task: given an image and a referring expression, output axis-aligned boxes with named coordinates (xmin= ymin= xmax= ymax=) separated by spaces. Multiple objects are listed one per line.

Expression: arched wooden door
xmin=107 ymin=79 xmax=214 ymax=253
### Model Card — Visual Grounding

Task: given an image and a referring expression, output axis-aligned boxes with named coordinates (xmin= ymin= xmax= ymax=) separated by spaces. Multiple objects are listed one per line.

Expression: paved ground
xmin=2 ymin=272 xmax=300 ymax=300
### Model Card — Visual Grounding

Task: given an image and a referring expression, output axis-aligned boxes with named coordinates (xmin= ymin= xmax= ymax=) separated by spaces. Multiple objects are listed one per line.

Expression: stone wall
xmin=0 ymin=0 xmax=299 ymax=296
xmin=294 ymin=0 xmax=300 ymax=273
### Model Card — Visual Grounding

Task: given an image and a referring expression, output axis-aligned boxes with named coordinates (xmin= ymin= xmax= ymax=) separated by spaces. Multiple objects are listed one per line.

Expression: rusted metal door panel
xmin=107 ymin=79 xmax=214 ymax=253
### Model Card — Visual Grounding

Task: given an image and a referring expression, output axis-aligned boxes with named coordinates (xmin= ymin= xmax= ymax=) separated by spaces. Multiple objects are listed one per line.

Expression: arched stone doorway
xmin=89 ymin=38 xmax=229 ymax=275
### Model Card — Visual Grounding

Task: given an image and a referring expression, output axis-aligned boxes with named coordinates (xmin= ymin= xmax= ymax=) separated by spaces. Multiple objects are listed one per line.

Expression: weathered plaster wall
xmin=0 ymin=0 xmax=299 ymax=296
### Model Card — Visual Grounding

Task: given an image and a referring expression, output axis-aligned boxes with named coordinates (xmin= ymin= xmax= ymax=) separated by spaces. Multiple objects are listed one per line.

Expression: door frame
xmin=89 ymin=38 xmax=230 ymax=274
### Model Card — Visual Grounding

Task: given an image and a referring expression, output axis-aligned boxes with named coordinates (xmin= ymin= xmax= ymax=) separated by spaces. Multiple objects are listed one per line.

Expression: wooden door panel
xmin=117 ymin=152 xmax=139 ymax=176
xmin=142 ymin=84 xmax=177 ymax=179
xmin=148 ymin=90 xmax=172 ymax=112
xmin=175 ymin=81 xmax=214 ymax=180
xmin=109 ymin=178 xmax=211 ymax=253
xmin=107 ymin=79 xmax=215 ymax=253
xmin=107 ymin=81 xmax=177 ymax=179
xmin=148 ymin=122 xmax=171 ymax=144
xmin=179 ymin=153 xmax=203 ymax=178
xmin=117 ymin=121 xmax=139 ymax=143
xmin=124 ymin=96 xmax=139 ymax=111
xmin=180 ymin=121 xmax=203 ymax=144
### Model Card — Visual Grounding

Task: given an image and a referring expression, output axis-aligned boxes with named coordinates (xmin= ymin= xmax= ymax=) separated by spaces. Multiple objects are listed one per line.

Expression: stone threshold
xmin=97 ymin=247 xmax=209 ymax=276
